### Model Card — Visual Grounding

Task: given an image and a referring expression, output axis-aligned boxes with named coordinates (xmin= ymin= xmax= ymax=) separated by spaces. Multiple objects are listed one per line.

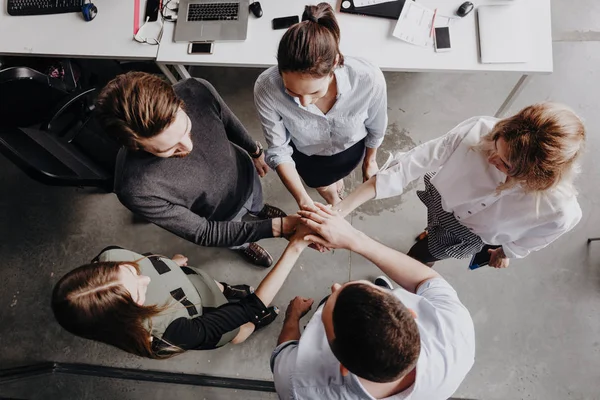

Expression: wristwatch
xmin=250 ymin=140 xmax=263 ymax=159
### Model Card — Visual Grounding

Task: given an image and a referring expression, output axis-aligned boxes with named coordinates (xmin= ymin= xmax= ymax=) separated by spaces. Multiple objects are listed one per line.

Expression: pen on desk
xmin=134 ymin=0 xmax=141 ymax=35
xmin=430 ymin=8 xmax=437 ymax=37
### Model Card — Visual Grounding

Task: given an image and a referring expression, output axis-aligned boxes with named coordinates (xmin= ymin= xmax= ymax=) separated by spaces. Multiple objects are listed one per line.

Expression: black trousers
xmin=407 ymin=238 xmax=441 ymax=265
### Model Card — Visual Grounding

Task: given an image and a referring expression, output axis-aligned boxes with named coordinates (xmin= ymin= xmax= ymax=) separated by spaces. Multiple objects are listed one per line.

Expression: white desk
xmin=0 ymin=0 xmax=158 ymax=60
xmin=156 ymin=0 xmax=552 ymax=74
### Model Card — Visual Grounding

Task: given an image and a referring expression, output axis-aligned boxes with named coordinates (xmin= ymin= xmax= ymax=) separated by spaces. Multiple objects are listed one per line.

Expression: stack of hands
xmin=286 ymin=202 xmax=361 ymax=253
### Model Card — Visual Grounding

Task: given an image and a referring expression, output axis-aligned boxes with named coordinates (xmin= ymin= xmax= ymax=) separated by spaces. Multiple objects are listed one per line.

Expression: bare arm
xmin=299 ymin=203 xmax=438 ymax=293
xmin=277 ymin=297 xmax=314 ymax=344
xmin=350 ymin=231 xmax=439 ymax=293
xmin=276 ymin=163 xmax=314 ymax=208
xmin=362 ymin=147 xmax=379 ymax=182
xmin=335 ymin=176 xmax=377 ymax=217
xmin=254 ymin=239 xmax=309 ymax=307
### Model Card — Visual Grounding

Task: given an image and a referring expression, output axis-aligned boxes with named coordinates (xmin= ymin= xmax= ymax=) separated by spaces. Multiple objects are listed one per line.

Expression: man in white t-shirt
xmin=271 ymin=203 xmax=475 ymax=400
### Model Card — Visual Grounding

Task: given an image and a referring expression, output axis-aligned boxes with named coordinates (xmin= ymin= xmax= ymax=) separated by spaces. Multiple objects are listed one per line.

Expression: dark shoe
xmin=237 ymin=242 xmax=273 ymax=268
xmin=221 ymin=282 xmax=254 ymax=300
xmin=374 ymin=275 xmax=394 ymax=290
xmin=415 ymin=229 xmax=428 ymax=242
xmin=253 ymin=306 xmax=279 ymax=331
xmin=255 ymin=204 xmax=287 ymax=219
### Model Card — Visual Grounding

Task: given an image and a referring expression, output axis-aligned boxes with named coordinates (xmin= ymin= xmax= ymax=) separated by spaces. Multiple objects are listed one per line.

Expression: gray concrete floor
xmin=2 ymin=2 xmax=600 ymax=399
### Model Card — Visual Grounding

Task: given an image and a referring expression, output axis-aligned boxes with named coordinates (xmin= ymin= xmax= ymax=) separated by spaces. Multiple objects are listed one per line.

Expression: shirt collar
xmin=333 ymin=65 xmax=351 ymax=99
xmin=290 ymin=65 xmax=351 ymax=107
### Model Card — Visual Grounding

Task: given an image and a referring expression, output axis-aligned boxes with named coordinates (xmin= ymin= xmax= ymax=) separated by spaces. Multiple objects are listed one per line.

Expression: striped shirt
xmin=254 ymin=57 xmax=388 ymax=169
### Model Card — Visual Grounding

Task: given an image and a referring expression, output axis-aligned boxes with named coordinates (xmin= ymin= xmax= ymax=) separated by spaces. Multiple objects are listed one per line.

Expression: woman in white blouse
xmin=254 ymin=3 xmax=387 ymax=207
xmin=320 ymin=103 xmax=585 ymax=268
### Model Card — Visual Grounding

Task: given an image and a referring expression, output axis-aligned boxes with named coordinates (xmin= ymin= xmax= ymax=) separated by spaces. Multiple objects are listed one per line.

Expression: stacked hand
xmin=297 ymin=202 xmax=361 ymax=251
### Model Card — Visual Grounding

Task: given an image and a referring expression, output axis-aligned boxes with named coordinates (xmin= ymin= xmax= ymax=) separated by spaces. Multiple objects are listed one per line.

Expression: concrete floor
xmin=2 ymin=1 xmax=600 ymax=399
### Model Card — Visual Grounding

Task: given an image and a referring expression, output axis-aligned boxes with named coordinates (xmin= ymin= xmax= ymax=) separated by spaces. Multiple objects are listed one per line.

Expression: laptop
xmin=174 ymin=0 xmax=249 ymax=42
xmin=340 ymin=0 xmax=408 ymax=20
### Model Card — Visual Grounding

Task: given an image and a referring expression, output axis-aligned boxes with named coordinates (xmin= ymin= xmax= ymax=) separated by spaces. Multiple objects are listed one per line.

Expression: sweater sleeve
xmin=119 ymin=194 xmax=273 ymax=247
xmin=162 ymin=293 xmax=268 ymax=350
xmin=195 ymin=78 xmax=258 ymax=154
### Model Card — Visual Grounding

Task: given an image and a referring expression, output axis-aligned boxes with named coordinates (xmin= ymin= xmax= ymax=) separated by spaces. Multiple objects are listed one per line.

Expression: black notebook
xmin=339 ymin=0 xmax=409 ymax=20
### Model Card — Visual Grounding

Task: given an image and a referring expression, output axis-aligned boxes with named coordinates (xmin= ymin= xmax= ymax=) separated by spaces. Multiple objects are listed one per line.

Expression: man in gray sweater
xmin=96 ymin=72 xmax=296 ymax=267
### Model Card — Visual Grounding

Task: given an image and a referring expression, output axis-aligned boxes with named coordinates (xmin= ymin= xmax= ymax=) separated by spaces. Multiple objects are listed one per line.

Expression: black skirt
xmin=291 ymin=140 xmax=365 ymax=188
xmin=417 ymin=172 xmax=485 ymax=259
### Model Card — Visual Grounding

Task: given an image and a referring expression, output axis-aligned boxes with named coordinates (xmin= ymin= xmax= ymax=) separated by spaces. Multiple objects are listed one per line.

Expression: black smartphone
xmin=434 ymin=27 xmax=452 ymax=52
xmin=468 ymin=245 xmax=502 ymax=270
xmin=272 ymin=15 xmax=300 ymax=30
xmin=188 ymin=42 xmax=214 ymax=54
xmin=145 ymin=0 xmax=160 ymax=22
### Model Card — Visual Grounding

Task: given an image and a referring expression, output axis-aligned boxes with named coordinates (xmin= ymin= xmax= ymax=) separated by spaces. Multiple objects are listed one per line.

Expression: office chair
xmin=0 ymin=62 xmax=120 ymax=191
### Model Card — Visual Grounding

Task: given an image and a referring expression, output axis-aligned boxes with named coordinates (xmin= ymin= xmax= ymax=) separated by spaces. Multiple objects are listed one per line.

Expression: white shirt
xmin=254 ymin=57 xmax=388 ymax=169
xmin=375 ymin=116 xmax=582 ymax=259
xmin=271 ymin=278 xmax=475 ymax=400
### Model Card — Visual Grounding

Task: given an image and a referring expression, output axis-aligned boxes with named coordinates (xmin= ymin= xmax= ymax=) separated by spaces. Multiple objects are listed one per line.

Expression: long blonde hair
xmin=475 ymin=102 xmax=585 ymax=195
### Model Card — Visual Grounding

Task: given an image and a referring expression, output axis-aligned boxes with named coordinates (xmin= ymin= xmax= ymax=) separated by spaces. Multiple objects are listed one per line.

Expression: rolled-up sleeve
xmin=270 ymin=341 xmax=299 ymax=399
xmin=375 ymin=117 xmax=481 ymax=199
xmin=364 ymin=67 xmax=388 ymax=149
xmin=254 ymin=78 xmax=295 ymax=169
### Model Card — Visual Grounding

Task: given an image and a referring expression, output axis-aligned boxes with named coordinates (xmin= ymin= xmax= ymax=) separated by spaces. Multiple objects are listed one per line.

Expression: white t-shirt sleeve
xmin=415 ymin=278 xmax=476 ymax=398
xmin=416 ymin=277 xmax=474 ymax=338
xmin=270 ymin=340 xmax=299 ymax=399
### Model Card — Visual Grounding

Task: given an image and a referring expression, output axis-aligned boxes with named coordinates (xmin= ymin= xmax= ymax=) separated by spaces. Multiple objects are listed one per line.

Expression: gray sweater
xmin=115 ymin=78 xmax=273 ymax=247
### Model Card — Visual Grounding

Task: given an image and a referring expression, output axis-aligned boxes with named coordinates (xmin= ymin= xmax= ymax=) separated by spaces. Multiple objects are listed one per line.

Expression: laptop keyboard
xmin=187 ymin=3 xmax=239 ymax=21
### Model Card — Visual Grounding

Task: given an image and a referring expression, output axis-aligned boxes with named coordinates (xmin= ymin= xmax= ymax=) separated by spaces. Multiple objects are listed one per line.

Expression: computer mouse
xmin=82 ymin=2 xmax=98 ymax=21
xmin=456 ymin=1 xmax=474 ymax=17
xmin=249 ymin=2 xmax=263 ymax=18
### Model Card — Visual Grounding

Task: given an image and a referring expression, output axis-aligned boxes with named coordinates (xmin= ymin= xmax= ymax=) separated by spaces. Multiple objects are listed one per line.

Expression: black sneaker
xmin=236 ymin=242 xmax=273 ymax=268
xmin=374 ymin=276 xmax=394 ymax=290
xmin=255 ymin=204 xmax=287 ymax=219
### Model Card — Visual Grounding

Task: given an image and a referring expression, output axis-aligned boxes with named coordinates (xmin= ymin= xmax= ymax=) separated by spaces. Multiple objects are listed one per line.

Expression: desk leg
xmin=173 ymin=64 xmax=192 ymax=80
xmin=156 ymin=62 xmax=179 ymax=85
xmin=494 ymin=74 xmax=532 ymax=118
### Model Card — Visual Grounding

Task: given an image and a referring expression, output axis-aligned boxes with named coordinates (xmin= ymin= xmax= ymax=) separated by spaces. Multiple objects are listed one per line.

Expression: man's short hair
xmin=95 ymin=72 xmax=184 ymax=150
xmin=331 ymin=283 xmax=421 ymax=383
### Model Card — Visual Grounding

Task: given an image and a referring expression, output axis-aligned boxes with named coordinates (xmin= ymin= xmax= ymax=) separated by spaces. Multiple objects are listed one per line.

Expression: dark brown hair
xmin=277 ymin=3 xmax=344 ymax=77
xmin=95 ymin=72 xmax=183 ymax=150
xmin=477 ymin=102 xmax=585 ymax=193
xmin=51 ymin=261 xmax=179 ymax=359
xmin=330 ymin=283 xmax=420 ymax=383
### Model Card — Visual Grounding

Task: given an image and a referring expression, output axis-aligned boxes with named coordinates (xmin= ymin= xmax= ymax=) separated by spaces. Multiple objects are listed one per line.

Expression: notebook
xmin=477 ymin=4 xmax=530 ymax=64
xmin=339 ymin=0 xmax=407 ymax=20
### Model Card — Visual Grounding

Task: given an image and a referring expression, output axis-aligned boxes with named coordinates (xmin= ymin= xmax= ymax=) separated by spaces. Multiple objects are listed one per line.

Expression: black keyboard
xmin=187 ymin=2 xmax=239 ymax=22
xmin=7 ymin=0 xmax=84 ymax=16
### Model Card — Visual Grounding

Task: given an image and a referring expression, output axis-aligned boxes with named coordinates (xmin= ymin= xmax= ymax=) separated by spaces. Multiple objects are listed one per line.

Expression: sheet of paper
xmin=353 ymin=0 xmax=397 ymax=7
xmin=392 ymin=1 xmax=435 ymax=47
xmin=434 ymin=14 xmax=457 ymax=28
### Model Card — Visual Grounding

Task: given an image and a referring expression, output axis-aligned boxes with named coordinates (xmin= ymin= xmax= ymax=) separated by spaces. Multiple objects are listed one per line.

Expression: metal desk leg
xmin=173 ymin=64 xmax=192 ymax=80
xmin=494 ymin=74 xmax=532 ymax=118
xmin=156 ymin=62 xmax=178 ymax=85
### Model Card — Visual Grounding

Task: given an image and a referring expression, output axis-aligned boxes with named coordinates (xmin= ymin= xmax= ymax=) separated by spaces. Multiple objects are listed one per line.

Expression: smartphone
xmin=468 ymin=245 xmax=502 ymax=270
xmin=188 ymin=42 xmax=214 ymax=55
xmin=434 ymin=27 xmax=451 ymax=52
xmin=144 ymin=0 xmax=160 ymax=22
xmin=272 ymin=16 xmax=300 ymax=30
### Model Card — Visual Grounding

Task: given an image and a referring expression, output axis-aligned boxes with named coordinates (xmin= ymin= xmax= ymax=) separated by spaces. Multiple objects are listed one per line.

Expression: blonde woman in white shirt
xmin=327 ymin=103 xmax=585 ymax=268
